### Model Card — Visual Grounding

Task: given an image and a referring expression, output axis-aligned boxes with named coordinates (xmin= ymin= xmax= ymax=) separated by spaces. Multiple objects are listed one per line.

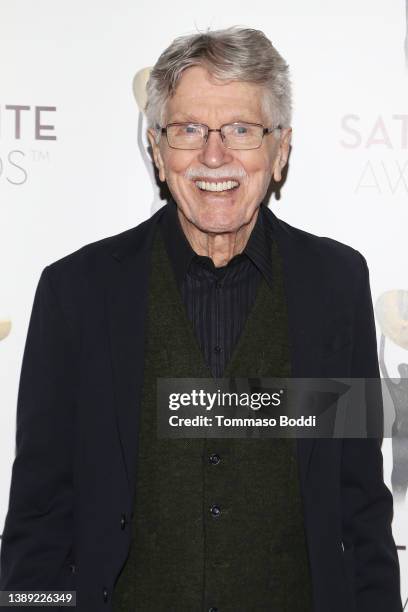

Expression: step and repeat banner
xmin=1 ymin=0 xmax=407 ymax=604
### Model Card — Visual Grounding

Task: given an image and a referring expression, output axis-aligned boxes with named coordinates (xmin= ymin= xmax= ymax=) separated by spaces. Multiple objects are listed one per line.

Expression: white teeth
xmin=195 ymin=180 xmax=239 ymax=192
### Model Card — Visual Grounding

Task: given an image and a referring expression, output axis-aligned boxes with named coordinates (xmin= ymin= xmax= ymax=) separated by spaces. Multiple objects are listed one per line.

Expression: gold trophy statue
xmin=376 ymin=289 xmax=408 ymax=504
xmin=132 ymin=67 xmax=167 ymax=216
xmin=0 ymin=320 xmax=12 ymax=342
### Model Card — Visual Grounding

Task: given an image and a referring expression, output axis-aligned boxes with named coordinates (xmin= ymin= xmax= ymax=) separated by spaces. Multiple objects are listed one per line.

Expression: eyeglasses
xmin=158 ymin=121 xmax=281 ymax=150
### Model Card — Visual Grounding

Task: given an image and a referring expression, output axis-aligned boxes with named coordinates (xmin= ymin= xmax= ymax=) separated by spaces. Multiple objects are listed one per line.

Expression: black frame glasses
xmin=158 ymin=121 xmax=281 ymax=150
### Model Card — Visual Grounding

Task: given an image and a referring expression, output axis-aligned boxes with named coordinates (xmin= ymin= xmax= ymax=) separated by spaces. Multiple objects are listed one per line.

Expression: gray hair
xmin=145 ymin=26 xmax=292 ymax=136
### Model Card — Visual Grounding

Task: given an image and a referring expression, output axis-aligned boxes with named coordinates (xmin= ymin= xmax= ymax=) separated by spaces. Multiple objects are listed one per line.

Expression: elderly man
xmin=0 ymin=26 xmax=402 ymax=612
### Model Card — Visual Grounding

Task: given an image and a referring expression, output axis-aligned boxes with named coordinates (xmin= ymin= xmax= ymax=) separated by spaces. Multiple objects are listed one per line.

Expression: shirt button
xmin=214 ymin=345 xmax=221 ymax=353
xmin=209 ymin=453 xmax=221 ymax=465
xmin=215 ymin=281 xmax=223 ymax=289
xmin=210 ymin=504 xmax=221 ymax=517
xmin=102 ymin=587 xmax=109 ymax=603
xmin=120 ymin=513 xmax=128 ymax=530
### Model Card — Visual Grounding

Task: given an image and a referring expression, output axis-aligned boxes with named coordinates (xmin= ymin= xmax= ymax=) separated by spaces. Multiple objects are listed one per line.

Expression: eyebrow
xmin=169 ymin=114 xmax=202 ymax=123
xmin=168 ymin=114 xmax=261 ymax=124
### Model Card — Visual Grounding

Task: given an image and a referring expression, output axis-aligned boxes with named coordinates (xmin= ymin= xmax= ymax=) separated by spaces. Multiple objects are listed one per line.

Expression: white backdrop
xmin=1 ymin=0 xmax=407 ymax=604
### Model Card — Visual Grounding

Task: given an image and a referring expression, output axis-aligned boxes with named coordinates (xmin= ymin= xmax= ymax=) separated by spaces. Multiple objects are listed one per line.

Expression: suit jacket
xmin=0 ymin=202 xmax=402 ymax=612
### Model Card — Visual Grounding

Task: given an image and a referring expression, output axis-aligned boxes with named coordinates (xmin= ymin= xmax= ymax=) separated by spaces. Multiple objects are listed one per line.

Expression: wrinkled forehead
xmin=164 ymin=65 xmax=267 ymax=124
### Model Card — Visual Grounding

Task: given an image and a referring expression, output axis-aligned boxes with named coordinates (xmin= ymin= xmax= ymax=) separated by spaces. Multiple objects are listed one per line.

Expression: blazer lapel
xmin=263 ymin=206 xmax=327 ymax=485
xmin=105 ymin=206 xmax=165 ymax=500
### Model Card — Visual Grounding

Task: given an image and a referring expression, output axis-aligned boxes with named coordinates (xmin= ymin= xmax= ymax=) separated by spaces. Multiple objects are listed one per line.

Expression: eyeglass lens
xmin=166 ymin=123 xmax=265 ymax=150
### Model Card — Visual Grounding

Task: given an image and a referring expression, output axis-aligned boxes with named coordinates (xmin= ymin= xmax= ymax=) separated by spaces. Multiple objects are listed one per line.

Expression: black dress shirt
xmin=159 ymin=199 xmax=274 ymax=378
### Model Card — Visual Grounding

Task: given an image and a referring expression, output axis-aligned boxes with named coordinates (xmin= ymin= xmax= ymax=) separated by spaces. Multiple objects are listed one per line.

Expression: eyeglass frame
xmin=157 ymin=121 xmax=282 ymax=150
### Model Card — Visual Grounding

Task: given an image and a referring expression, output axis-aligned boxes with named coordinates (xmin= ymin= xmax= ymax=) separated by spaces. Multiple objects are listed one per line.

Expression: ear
xmin=147 ymin=128 xmax=166 ymax=182
xmin=272 ymin=127 xmax=292 ymax=182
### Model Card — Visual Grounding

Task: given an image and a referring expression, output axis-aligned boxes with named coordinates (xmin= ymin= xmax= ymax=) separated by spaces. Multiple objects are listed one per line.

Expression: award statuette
xmin=376 ymin=289 xmax=408 ymax=504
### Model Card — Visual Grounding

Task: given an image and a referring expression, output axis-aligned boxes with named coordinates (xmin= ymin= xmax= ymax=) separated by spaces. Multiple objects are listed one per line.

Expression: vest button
xmin=215 ymin=281 xmax=223 ymax=289
xmin=214 ymin=345 xmax=221 ymax=353
xmin=120 ymin=513 xmax=128 ymax=530
xmin=209 ymin=453 xmax=221 ymax=465
xmin=68 ymin=563 xmax=76 ymax=574
xmin=209 ymin=607 xmax=219 ymax=612
xmin=102 ymin=587 xmax=109 ymax=603
xmin=210 ymin=504 xmax=221 ymax=517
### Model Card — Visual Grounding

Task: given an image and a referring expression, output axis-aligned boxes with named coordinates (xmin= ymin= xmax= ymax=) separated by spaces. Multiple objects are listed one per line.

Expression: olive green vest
xmin=112 ymin=226 xmax=313 ymax=612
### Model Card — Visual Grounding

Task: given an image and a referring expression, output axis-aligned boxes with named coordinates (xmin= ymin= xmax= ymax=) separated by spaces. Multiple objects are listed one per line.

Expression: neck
xmin=176 ymin=205 xmax=260 ymax=268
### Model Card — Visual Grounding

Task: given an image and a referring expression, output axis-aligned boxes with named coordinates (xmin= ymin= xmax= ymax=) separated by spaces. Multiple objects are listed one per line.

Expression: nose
xmin=197 ymin=129 xmax=234 ymax=168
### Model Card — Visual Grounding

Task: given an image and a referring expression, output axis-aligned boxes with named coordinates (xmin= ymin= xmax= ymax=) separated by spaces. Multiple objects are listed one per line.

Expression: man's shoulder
xmin=266 ymin=208 xmax=366 ymax=272
xmin=44 ymin=206 xmax=163 ymax=282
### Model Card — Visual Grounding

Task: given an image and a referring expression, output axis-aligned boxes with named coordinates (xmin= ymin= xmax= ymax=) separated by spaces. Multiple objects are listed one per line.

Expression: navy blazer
xmin=0 ymin=202 xmax=402 ymax=611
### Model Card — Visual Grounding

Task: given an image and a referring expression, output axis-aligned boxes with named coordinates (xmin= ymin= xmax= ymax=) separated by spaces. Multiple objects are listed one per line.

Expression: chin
xmin=195 ymin=210 xmax=242 ymax=232
xmin=197 ymin=214 xmax=244 ymax=235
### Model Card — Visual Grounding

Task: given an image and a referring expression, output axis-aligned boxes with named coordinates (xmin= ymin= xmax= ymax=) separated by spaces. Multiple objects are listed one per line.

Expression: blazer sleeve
xmin=0 ymin=265 xmax=77 ymax=592
xmin=340 ymin=253 xmax=402 ymax=611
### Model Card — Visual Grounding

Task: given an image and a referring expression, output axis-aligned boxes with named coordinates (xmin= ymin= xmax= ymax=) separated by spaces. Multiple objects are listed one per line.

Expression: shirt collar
xmin=159 ymin=198 xmax=274 ymax=290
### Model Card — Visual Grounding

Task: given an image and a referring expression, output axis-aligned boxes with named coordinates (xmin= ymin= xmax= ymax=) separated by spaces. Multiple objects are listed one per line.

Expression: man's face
xmin=148 ymin=65 xmax=291 ymax=234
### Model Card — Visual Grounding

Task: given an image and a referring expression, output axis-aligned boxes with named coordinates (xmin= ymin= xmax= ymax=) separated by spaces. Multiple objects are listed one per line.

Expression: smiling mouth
xmin=194 ymin=179 xmax=240 ymax=192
